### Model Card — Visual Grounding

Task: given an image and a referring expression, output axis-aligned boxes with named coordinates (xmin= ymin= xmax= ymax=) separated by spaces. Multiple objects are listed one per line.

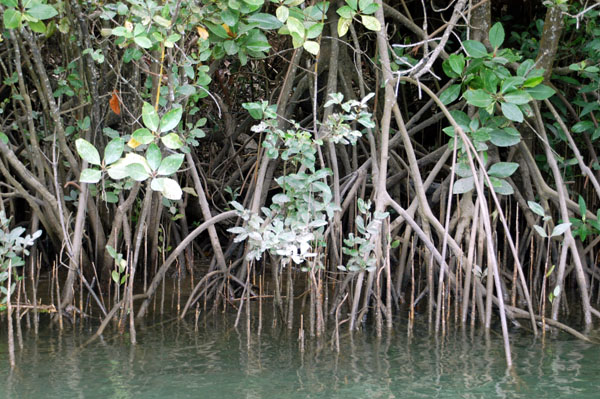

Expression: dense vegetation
xmin=1 ymin=0 xmax=600 ymax=367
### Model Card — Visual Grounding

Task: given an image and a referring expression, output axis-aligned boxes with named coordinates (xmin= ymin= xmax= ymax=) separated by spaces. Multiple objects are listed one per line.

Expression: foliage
xmin=0 ymin=212 xmax=42 ymax=310
xmin=441 ymin=22 xmax=555 ymax=196
xmin=228 ymin=94 xmax=374 ymax=269
xmin=337 ymin=199 xmax=388 ymax=273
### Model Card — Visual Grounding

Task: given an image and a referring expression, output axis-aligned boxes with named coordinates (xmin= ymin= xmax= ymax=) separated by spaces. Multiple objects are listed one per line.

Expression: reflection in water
xmin=1 ymin=313 xmax=599 ymax=399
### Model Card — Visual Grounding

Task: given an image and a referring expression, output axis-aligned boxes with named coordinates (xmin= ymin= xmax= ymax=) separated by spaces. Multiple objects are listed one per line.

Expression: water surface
xmin=1 ymin=313 xmax=599 ymax=398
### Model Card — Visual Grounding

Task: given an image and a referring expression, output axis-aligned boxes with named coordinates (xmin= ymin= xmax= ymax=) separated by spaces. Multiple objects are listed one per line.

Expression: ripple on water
xmin=1 ymin=317 xmax=600 ymax=399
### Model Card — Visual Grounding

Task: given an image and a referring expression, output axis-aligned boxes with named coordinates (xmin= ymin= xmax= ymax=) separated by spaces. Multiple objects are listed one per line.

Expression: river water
xmin=1 ymin=312 xmax=599 ymax=398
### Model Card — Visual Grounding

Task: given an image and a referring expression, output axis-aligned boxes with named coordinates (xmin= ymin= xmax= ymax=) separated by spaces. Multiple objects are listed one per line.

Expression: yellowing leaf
xmin=127 ymin=137 xmax=142 ymax=149
xmin=196 ymin=26 xmax=209 ymax=40
xmin=222 ymin=24 xmax=236 ymax=38
xmin=338 ymin=17 xmax=351 ymax=37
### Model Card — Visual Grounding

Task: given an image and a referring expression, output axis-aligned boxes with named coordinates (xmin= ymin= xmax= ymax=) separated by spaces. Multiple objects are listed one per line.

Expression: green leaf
xmin=276 ymin=6 xmax=289 ymax=22
xmin=306 ymin=22 xmax=323 ymax=39
xmin=517 ymin=59 xmax=534 ymax=77
xmin=360 ymin=15 xmax=380 ymax=31
xmin=26 ymin=4 xmax=57 ymax=20
xmin=488 ymin=162 xmax=519 ymax=178
xmin=242 ymin=102 xmax=263 ymax=119
xmin=489 ymin=127 xmax=521 ymax=147
xmin=157 ymin=153 xmax=184 ymax=176
xmin=572 ymin=120 xmax=594 ymax=133
xmin=151 ymin=177 xmax=182 ymax=200
xmin=463 ymin=89 xmax=494 ymax=108
xmin=361 ymin=3 xmax=378 ymax=14
xmin=104 ymin=138 xmax=124 ymax=165
xmin=453 ymin=176 xmax=474 ymax=194
xmin=503 ymin=90 xmax=532 ymax=105
xmin=523 ymin=76 xmax=543 ymax=88
xmin=448 ymin=54 xmax=465 ymax=76
xmin=488 ymin=22 xmax=505 ymax=49
xmin=463 ymin=40 xmax=488 ymax=58
xmin=146 ymin=143 xmax=162 ymax=171
xmin=75 ymin=138 xmax=101 ymax=166
xmin=126 ymin=163 xmax=150 ymax=181
xmin=242 ymin=0 xmax=264 ymax=8
xmin=337 ymin=17 xmax=352 ymax=37
xmin=346 ymin=0 xmax=358 ymax=10
xmin=133 ymin=35 xmax=153 ymax=49
xmin=578 ymin=195 xmax=587 ymax=219
xmin=526 ymin=84 xmax=555 ymax=100
xmin=111 ymin=27 xmax=129 ymax=37
xmin=205 ymin=22 xmax=230 ymax=39
xmin=112 ymin=270 xmax=120 ymax=284
xmin=4 ymin=8 xmax=22 ymax=29
xmin=142 ymin=102 xmax=159 ymax=131
xmin=161 ymin=133 xmax=183 ymax=150
xmin=28 ymin=20 xmax=45 ymax=33
xmin=303 ymin=40 xmax=320 ymax=55
xmin=159 ymin=106 xmax=182 ymax=133
xmin=440 ymin=84 xmax=461 ymax=105
xmin=500 ymin=76 xmax=525 ymax=94
xmin=224 ymin=40 xmax=238 ymax=55
xmin=336 ymin=5 xmax=355 ymax=18
xmin=248 ymin=13 xmax=283 ymax=30
xmin=79 ymin=168 xmax=101 ymax=184
xmin=132 ymin=128 xmax=155 ymax=145
xmin=551 ymin=222 xmax=571 ymax=237
xmin=1 ymin=0 xmax=18 ymax=7
xmin=501 ymin=102 xmax=523 ymax=122
xmin=220 ymin=9 xmax=238 ymax=26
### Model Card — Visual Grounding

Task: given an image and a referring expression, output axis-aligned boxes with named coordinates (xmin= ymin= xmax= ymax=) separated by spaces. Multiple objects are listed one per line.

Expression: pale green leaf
xmin=146 ymin=143 xmax=162 ymax=171
xmin=79 ymin=168 xmax=101 ymax=183
xmin=75 ymin=138 xmax=101 ymax=166
xmin=126 ymin=163 xmax=150 ymax=181
xmin=161 ymin=133 xmax=183 ymax=150
xmin=276 ymin=6 xmax=289 ymax=22
xmin=527 ymin=201 xmax=545 ymax=217
xmin=134 ymin=35 xmax=153 ymax=49
xmin=151 ymin=177 xmax=182 ymax=200
xmin=303 ymin=40 xmax=320 ymax=55
xmin=104 ymin=138 xmax=124 ymax=165
xmin=360 ymin=15 xmax=380 ymax=31
xmin=142 ymin=102 xmax=159 ymax=131
xmin=159 ymin=106 xmax=182 ymax=133
xmin=132 ymin=128 xmax=154 ymax=145
xmin=453 ymin=176 xmax=474 ymax=194
xmin=157 ymin=153 xmax=184 ymax=176
xmin=26 ymin=4 xmax=57 ymax=20
xmin=487 ymin=162 xmax=519 ymax=178
xmin=551 ymin=222 xmax=571 ymax=237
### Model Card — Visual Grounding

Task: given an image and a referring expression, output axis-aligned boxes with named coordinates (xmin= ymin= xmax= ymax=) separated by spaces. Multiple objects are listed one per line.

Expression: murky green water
xmin=1 ymin=313 xmax=599 ymax=398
